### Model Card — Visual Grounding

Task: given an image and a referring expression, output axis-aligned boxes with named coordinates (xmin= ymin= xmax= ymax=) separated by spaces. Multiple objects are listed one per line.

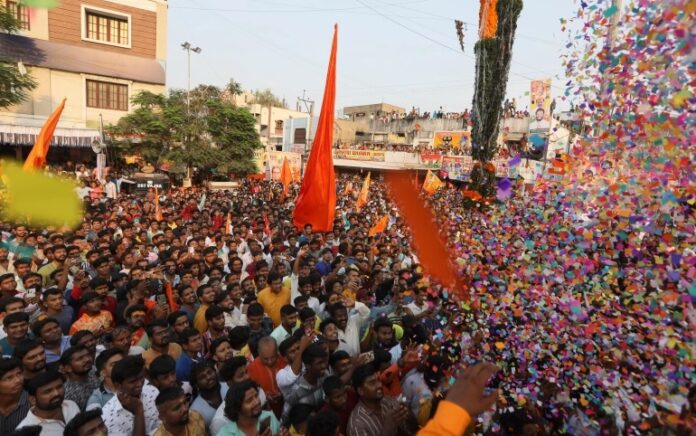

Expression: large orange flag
xmin=356 ymin=171 xmax=370 ymax=210
xmin=368 ymin=214 xmax=388 ymax=236
xmin=154 ymin=187 xmax=163 ymax=221
xmin=292 ymin=25 xmax=338 ymax=232
xmin=280 ymin=157 xmax=292 ymax=199
xmin=23 ymin=98 xmax=67 ymax=171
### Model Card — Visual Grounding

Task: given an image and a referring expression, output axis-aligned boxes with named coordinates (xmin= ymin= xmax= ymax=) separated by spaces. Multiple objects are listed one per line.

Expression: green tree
xmin=0 ymin=6 xmax=38 ymax=108
xmin=109 ymin=85 xmax=262 ymax=176
xmin=253 ymin=88 xmax=286 ymax=108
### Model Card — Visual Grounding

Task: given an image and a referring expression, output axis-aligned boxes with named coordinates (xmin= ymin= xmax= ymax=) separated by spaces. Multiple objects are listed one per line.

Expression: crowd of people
xmin=0 ymin=168 xmax=693 ymax=436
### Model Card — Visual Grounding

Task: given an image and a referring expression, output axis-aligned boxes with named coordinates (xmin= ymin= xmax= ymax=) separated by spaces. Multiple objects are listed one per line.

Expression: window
xmin=275 ymin=120 xmax=284 ymax=136
xmin=86 ymin=80 xmax=128 ymax=111
xmin=293 ymin=128 xmax=306 ymax=144
xmin=6 ymin=1 xmax=30 ymax=30
xmin=85 ymin=9 xmax=129 ymax=46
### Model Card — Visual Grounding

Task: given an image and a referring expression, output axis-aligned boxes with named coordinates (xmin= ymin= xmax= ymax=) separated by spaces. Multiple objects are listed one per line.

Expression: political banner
xmin=420 ymin=153 xmax=443 ymax=169
xmin=268 ymin=151 xmax=302 ymax=182
xmin=440 ymin=155 xmax=473 ymax=181
xmin=529 ymin=79 xmax=552 ymax=130
xmin=333 ymin=149 xmax=386 ymax=162
xmin=433 ymin=131 xmax=471 ymax=151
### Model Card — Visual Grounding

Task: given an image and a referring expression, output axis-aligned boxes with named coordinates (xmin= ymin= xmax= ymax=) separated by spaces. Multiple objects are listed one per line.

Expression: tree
xmin=0 ymin=6 xmax=38 ymax=109
xmin=108 ymin=85 xmax=263 ymax=176
xmin=253 ymin=88 xmax=286 ymax=108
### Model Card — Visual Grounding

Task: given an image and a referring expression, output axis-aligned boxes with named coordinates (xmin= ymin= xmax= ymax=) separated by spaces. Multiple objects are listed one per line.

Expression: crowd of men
xmin=0 ymin=169 xmax=693 ymax=435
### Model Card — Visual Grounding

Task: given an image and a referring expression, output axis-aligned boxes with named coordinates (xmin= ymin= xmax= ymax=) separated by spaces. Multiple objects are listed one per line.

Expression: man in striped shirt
xmin=348 ymin=364 xmax=417 ymax=436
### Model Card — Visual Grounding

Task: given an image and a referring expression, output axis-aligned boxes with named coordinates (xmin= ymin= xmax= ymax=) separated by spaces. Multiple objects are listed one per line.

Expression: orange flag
xmin=164 ymin=282 xmax=179 ymax=312
xmin=356 ymin=171 xmax=371 ymax=210
xmin=368 ymin=214 xmax=388 ymax=236
xmin=385 ymin=171 xmax=468 ymax=297
xmin=225 ymin=211 xmax=232 ymax=234
xmin=293 ymin=25 xmax=338 ymax=232
xmin=23 ymin=98 xmax=67 ymax=171
xmin=154 ymin=187 xmax=163 ymax=221
xmin=422 ymin=170 xmax=444 ymax=195
xmin=280 ymin=157 xmax=292 ymax=199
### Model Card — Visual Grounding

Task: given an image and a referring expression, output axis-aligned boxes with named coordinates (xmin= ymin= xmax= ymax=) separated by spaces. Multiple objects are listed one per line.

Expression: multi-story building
xmin=0 ymin=0 xmax=167 ymax=161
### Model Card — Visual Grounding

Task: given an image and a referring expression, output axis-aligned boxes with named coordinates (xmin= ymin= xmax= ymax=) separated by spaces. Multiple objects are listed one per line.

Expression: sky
xmin=166 ymin=0 xmax=576 ymax=114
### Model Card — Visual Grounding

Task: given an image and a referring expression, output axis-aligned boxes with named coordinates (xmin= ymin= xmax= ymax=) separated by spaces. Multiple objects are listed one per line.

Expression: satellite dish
xmin=91 ymin=139 xmax=106 ymax=154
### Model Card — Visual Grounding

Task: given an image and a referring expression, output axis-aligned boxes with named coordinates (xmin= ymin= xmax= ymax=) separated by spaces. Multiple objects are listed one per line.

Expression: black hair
xmin=196 ymin=284 xmax=213 ymax=298
xmin=299 ymin=307 xmax=316 ymax=323
xmin=10 ymin=426 xmax=42 ymax=436
xmin=3 ymin=311 xmax=28 ymax=327
xmin=30 ymin=317 xmax=60 ymax=338
xmin=246 ymin=303 xmax=264 ymax=317
xmin=0 ymin=356 xmax=21 ymax=379
xmin=0 ymin=296 xmax=25 ymax=312
xmin=322 ymin=375 xmax=345 ymax=396
xmin=306 ymin=411 xmax=340 ymax=436
xmin=41 ymin=287 xmax=63 ymax=301
xmin=190 ymin=361 xmax=216 ymax=387
xmin=145 ymin=319 xmax=169 ymax=338
xmin=327 ymin=303 xmax=347 ymax=319
xmin=267 ymin=271 xmax=282 ymax=283
xmin=288 ymin=403 xmax=316 ymax=428
xmin=228 ymin=326 xmax=250 ymax=349
xmin=301 ymin=343 xmax=328 ymax=366
xmin=95 ymin=348 xmax=123 ymax=373
xmin=69 ymin=330 xmax=94 ymax=347
xmin=155 ymin=387 xmax=185 ymax=407
xmin=293 ymin=295 xmax=308 ymax=306
xmin=148 ymin=355 xmax=176 ymax=379
xmin=167 ymin=310 xmax=189 ymax=327
xmin=124 ymin=304 xmax=148 ymax=320
xmin=219 ymin=356 xmax=248 ymax=382
xmin=179 ymin=327 xmax=200 ymax=345
xmin=352 ymin=363 xmax=378 ymax=390
xmin=205 ymin=305 xmax=224 ymax=321
xmin=373 ymin=317 xmax=393 ymax=331
xmin=223 ymin=379 xmax=258 ymax=421
xmin=280 ymin=304 xmax=298 ymax=318
xmin=60 ymin=344 xmax=90 ymax=367
xmin=111 ymin=355 xmax=145 ymax=384
xmin=209 ymin=337 xmax=231 ymax=357
xmin=329 ymin=350 xmax=351 ymax=369
xmin=63 ymin=408 xmax=103 ymax=436
xmin=25 ymin=370 xmax=64 ymax=396
xmin=12 ymin=339 xmax=42 ymax=361
xmin=278 ymin=335 xmax=300 ymax=357
xmin=319 ymin=318 xmax=337 ymax=334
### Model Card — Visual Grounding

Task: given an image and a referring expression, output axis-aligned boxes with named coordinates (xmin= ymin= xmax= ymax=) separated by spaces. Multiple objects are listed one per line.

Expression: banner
xmin=333 ymin=149 xmax=385 ymax=162
xmin=529 ymin=79 xmax=552 ymax=122
xmin=440 ymin=155 xmax=473 ymax=181
xmin=433 ymin=131 xmax=471 ymax=151
xmin=420 ymin=153 xmax=443 ymax=169
xmin=422 ymin=170 xmax=444 ymax=195
xmin=268 ymin=151 xmax=302 ymax=182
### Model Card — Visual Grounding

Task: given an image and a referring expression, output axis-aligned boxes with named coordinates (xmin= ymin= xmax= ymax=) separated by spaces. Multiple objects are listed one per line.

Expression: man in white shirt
xmin=326 ymin=301 xmax=370 ymax=357
xmin=18 ymin=370 xmax=81 ymax=435
xmin=102 ymin=355 xmax=161 ymax=436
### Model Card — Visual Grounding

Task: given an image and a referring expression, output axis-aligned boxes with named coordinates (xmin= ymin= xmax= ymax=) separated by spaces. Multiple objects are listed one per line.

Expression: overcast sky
xmin=166 ymin=0 xmax=575 ymax=113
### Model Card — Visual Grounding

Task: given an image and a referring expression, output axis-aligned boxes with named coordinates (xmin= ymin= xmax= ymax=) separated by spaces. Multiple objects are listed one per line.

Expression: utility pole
xmin=181 ymin=42 xmax=201 ymax=187
xmin=297 ymin=90 xmax=315 ymax=152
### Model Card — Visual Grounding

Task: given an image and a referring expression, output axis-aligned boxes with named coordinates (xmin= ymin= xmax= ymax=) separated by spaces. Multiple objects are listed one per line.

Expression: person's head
xmin=219 ymin=356 xmax=249 ymax=385
xmin=95 ymin=348 xmax=123 ymax=383
xmin=223 ymin=379 xmax=262 ymax=422
xmin=125 ymin=304 xmax=148 ymax=329
xmin=299 ymin=307 xmax=316 ymax=331
xmin=257 ymin=336 xmax=279 ymax=369
xmin=70 ymin=330 xmax=97 ymax=357
xmin=306 ymin=412 xmax=340 ymax=436
xmin=327 ymin=303 xmax=348 ymax=330
xmin=59 ymin=344 xmax=93 ymax=378
xmin=196 ymin=285 xmax=216 ymax=305
xmin=13 ymin=259 xmax=31 ymax=280
xmin=167 ymin=311 xmax=190 ymax=336
xmin=63 ymin=408 xmax=108 ymax=436
xmin=373 ymin=317 xmax=394 ymax=346
xmin=205 ymin=305 xmax=226 ymax=332
xmin=319 ymin=318 xmax=339 ymax=342
xmin=31 ymin=318 xmax=62 ymax=345
xmin=148 ymin=355 xmax=178 ymax=391
xmin=329 ymin=350 xmax=352 ymax=377
xmin=302 ymin=343 xmax=329 ymax=376
xmin=352 ymin=364 xmax=383 ymax=401
xmin=111 ymin=356 xmax=146 ymax=398
xmin=268 ymin=272 xmax=283 ymax=294
xmin=156 ymin=387 xmax=191 ymax=428
xmin=535 ymin=107 xmax=545 ymax=121
xmin=191 ymin=361 xmax=219 ymax=393
xmin=146 ymin=319 xmax=171 ymax=348
xmin=0 ymin=273 xmax=17 ymax=293
xmin=288 ymin=404 xmax=316 ymax=434
xmin=109 ymin=326 xmax=132 ymax=354
xmin=13 ymin=339 xmax=46 ymax=375
xmin=210 ymin=337 xmax=233 ymax=366
xmin=80 ymin=292 xmax=104 ymax=315
xmin=3 ymin=312 xmax=29 ymax=342
xmin=40 ymin=288 xmax=65 ymax=313
xmin=179 ymin=328 xmax=202 ymax=355
xmin=323 ymin=375 xmax=349 ymax=411
xmin=280 ymin=304 xmax=298 ymax=330
xmin=25 ymin=370 xmax=65 ymax=411
xmin=279 ymin=335 xmax=301 ymax=363
xmin=246 ymin=303 xmax=265 ymax=330
xmin=0 ymin=296 xmax=25 ymax=316
xmin=0 ymin=357 xmax=23 ymax=396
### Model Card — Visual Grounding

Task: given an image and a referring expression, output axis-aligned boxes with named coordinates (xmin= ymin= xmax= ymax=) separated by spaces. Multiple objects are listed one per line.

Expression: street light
xmin=181 ymin=42 xmax=202 ymax=116
xmin=181 ymin=42 xmax=201 ymax=188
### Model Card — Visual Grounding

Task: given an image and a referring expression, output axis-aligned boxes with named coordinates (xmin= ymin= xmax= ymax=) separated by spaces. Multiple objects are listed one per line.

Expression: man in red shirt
xmin=246 ymin=336 xmax=286 ymax=418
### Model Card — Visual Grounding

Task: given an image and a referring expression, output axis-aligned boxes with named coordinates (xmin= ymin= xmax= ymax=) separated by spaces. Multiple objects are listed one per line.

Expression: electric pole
xmin=297 ymin=90 xmax=315 ymax=153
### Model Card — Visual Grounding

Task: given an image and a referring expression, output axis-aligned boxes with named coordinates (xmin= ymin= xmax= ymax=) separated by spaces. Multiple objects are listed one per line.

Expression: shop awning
xmin=0 ymin=124 xmax=101 ymax=147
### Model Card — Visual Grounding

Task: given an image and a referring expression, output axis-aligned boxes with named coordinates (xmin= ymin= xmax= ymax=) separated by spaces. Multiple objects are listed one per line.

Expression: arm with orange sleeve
xmin=417 ymin=401 xmax=471 ymax=436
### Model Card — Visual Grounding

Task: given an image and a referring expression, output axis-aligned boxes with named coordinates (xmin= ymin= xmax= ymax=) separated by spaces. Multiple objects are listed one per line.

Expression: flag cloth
xmin=368 ymin=214 xmax=388 ymax=236
xmin=198 ymin=193 xmax=207 ymax=211
xmin=292 ymin=25 xmax=338 ymax=232
xmin=23 ymin=98 xmax=66 ymax=171
xmin=343 ymin=181 xmax=353 ymax=194
xmin=422 ymin=170 xmax=444 ymax=195
xmin=280 ymin=157 xmax=292 ymax=199
xmin=154 ymin=188 xmax=163 ymax=221
xmin=164 ymin=282 xmax=179 ymax=312
xmin=225 ymin=211 xmax=232 ymax=234
xmin=2 ymin=161 xmax=82 ymax=228
xmin=263 ymin=213 xmax=271 ymax=237
xmin=356 ymin=172 xmax=371 ymax=210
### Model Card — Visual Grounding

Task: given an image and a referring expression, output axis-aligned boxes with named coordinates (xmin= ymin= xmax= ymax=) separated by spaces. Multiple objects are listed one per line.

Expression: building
xmin=343 ymin=102 xmax=405 ymax=122
xmin=0 ymin=0 xmax=167 ymax=161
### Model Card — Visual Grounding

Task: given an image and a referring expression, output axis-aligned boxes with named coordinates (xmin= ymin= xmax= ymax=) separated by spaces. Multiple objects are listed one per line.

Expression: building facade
xmin=0 ymin=0 xmax=167 ymax=159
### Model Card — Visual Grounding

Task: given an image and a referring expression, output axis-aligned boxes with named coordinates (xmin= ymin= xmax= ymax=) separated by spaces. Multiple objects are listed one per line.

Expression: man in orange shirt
xmin=70 ymin=292 xmax=114 ymax=336
xmin=247 ymin=336 xmax=286 ymax=418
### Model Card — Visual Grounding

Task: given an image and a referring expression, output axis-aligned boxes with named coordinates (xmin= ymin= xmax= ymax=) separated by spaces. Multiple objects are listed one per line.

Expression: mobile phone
xmin=360 ymin=351 xmax=375 ymax=363
xmin=259 ymin=416 xmax=271 ymax=433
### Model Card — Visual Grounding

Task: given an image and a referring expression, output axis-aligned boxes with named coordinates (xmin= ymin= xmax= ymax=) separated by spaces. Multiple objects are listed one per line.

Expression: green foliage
xmin=0 ymin=6 xmax=38 ymax=109
xmin=108 ymin=83 xmax=263 ymax=176
xmin=253 ymin=88 xmax=286 ymax=108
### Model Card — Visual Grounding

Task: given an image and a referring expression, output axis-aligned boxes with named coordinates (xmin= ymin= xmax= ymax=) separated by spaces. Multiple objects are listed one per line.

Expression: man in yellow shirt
xmin=256 ymin=272 xmax=290 ymax=327
xmin=193 ymin=285 xmax=216 ymax=334
xmin=154 ymin=387 xmax=207 ymax=436
xmin=142 ymin=319 xmax=183 ymax=368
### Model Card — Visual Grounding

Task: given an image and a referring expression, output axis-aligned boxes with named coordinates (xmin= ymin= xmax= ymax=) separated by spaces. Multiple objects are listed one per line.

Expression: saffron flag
xmin=356 ymin=172 xmax=371 ymax=210
xmin=280 ymin=157 xmax=292 ymax=199
xmin=225 ymin=211 xmax=232 ymax=235
xmin=164 ymin=282 xmax=179 ymax=312
xmin=344 ymin=181 xmax=353 ymax=194
xmin=368 ymin=215 xmax=388 ymax=236
xmin=422 ymin=170 xmax=444 ymax=195
xmin=23 ymin=98 xmax=67 ymax=171
xmin=154 ymin=188 xmax=163 ymax=221
xmin=293 ymin=25 xmax=338 ymax=232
